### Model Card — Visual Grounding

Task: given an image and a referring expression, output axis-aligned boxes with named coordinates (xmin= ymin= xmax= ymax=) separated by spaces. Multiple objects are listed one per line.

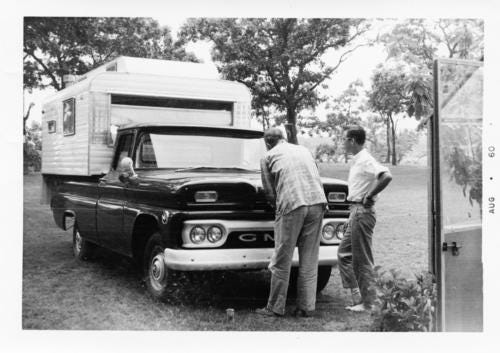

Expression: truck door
xmin=431 ymin=58 xmax=483 ymax=331
xmin=96 ymin=132 xmax=135 ymax=255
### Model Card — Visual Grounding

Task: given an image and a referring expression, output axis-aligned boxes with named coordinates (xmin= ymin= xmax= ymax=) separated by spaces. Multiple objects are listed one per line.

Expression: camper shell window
xmin=111 ymin=95 xmax=233 ymax=111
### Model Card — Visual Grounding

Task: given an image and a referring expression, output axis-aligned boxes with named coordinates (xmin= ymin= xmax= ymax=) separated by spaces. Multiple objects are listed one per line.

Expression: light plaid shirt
xmin=260 ymin=141 xmax=327 ymax=216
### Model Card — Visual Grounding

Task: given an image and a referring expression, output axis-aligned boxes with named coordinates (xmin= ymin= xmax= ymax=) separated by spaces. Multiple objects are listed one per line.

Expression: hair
xmin=263 ymin=127 xmax=285 ymax=148
xmin=346 ymin=125 xmax=366 ymax=145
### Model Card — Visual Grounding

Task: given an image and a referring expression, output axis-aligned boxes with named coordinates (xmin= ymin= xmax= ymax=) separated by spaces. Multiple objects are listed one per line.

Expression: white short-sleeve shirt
xmin=347 ymin=148 xmax=390 ymax=202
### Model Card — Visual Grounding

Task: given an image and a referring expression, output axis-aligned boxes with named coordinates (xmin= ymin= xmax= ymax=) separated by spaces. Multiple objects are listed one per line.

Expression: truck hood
xmin=136 ymin=169 xmax=347 ymax=191
xmin=136 ymin=169 xmax=264 ymax=192
xmin=130 ymin=169 xmax=348 ymax=211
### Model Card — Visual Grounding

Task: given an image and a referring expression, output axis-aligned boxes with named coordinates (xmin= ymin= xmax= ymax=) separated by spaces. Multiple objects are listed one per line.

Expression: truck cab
xmin=51 ymin=123 xmax=349 ymax=300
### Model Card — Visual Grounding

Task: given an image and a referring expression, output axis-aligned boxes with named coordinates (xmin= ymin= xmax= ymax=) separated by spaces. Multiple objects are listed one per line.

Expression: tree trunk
xmin=23 ymin=142 xmax=29 ymax=175
xmin=385 ymin=117 xmax=391 ymax=163
xmin=285 ymin=107 xmax=299 ymax=145
xmin=23 ymin=102 xmax=35 ymax=136
xmin=389 ymin=114 xmax=397 ymax=166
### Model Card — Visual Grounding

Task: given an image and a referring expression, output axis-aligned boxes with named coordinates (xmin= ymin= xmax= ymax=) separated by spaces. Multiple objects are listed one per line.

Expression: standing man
xmin=256 ymin=127 xmax=327 ymax=317
xmin=338 ymin=125 xmax=392 ymax=312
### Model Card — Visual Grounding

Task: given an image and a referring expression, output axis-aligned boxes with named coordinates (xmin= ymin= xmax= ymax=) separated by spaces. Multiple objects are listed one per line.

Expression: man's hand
xmin=362 ymin=194 xmax=375 ymax=208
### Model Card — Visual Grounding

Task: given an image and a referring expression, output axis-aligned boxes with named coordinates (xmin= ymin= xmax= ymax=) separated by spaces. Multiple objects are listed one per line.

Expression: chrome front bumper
xmin=164 ymin=245 xmax=338 ymax=271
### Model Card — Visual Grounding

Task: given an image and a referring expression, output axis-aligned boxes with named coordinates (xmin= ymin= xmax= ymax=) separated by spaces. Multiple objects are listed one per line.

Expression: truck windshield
xmin=134 ymin=132 xmax=266 ymax=171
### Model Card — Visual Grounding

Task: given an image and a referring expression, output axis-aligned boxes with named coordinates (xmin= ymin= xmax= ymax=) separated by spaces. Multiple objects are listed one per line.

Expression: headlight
xmin=190 ymin=226 xmax=206 ymax=243
xmin=321 ymin=222 xmax=347 ymax=243
xmin=336 ymin=224 xmax=346 ymax=240
xmin=207 ymin=226 xmax=223 ymax=243
xmin=322 ymin=223 xmax=337 ymax=241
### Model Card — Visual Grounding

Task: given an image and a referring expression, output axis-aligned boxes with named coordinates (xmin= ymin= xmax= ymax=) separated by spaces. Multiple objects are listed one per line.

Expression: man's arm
xmin=362 ymin=171 xmax=393 ymax=207
xmin=260 ymin=158 xmax=276 ymax=207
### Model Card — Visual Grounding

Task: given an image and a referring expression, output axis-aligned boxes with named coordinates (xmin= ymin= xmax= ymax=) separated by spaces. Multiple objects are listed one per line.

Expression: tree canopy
xmin=299 ymin=79 xmax=365 ymax=161
xmin=379 ymin=19 xmax=483 ymax=121
xmin=23 ymin=17 xmax=198 ymax=91
xmin=368 ymin=63 xmax=411 ymax=165
xmin=178 ymin=18 xmax=369 ymax=143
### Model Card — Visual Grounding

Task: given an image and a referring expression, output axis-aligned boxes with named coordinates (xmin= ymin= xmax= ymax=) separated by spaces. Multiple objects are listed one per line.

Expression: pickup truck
xmin=47 ymin=123 xmax=349 ymax=301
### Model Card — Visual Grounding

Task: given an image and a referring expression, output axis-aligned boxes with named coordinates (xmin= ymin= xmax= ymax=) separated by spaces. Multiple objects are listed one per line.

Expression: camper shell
xmin=41 ymin=56 xmax=252 ymax=176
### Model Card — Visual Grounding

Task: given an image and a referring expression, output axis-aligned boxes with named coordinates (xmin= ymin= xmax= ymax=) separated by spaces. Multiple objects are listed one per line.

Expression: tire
xmin=289 ymin=265 xmax=332 ymax=293
xmin=73 ymin=223 xmax=96 ymax=261
xmin=316 ymin=265 xmax=332 ymax=293
xmin=143 ymin=233 xmax=171 ymax=301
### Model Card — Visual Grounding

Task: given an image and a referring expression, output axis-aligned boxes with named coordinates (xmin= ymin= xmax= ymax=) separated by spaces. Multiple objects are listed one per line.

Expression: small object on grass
xmin=226 ymin=308 xmax=235 ymax=322
xmin=293 ymin=308 xmax=313 ymax=318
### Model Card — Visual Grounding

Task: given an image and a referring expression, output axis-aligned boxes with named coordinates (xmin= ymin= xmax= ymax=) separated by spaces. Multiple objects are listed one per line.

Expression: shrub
xmin=371 ymin=266 xmax=437 ymax=331
xmin=24 ymin=121 xmax=42 ymax=173
xmin=314 ymin=143 xmax=337 ymax=163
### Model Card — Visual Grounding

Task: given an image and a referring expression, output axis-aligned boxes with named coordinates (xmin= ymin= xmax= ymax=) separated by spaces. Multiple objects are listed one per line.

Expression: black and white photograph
xmin=3 ymin=0 xmax=500 ymax=352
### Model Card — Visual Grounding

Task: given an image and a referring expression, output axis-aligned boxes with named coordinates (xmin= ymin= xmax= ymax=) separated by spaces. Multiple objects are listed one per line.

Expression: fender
xmin=124 ymin=203 xmax=172 ymax=258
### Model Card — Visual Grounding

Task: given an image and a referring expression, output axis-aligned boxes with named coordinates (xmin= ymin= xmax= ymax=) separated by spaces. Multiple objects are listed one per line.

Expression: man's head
xmin=344 ymin=125 xmax=366 ymax=154
xmin=263 ymin=127 xmax=285 ymax=150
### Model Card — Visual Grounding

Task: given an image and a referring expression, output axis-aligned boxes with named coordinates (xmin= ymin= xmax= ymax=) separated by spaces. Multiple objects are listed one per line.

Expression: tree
xmin=380 ymin=19 xmax=483 ymax=208
xmin=178 ymin=18 xmax=369 ymax=143
xmin=23 ymin=102 xmax=36 ymax=174
xmin=24 ymin=17 xmax=198 ymax=92
xmin=368 ymin=63 xmax=410 ymax=165
xmin=380 ymin=19 xmax=483 ymax=122
xmin=315 ymin=143 xmax=336 ymax=163
xmin=396 ymin=129 xmax=420 ymax=164
xmin=364 ymin=112 xmax=386 ymax=161
xmin=23 ymin=102 xmax=35 ymax=136
xmin=24 ymin=120 xmax=42 ymax=174
xmin=300 ymin=79 xmax=365 ymax=162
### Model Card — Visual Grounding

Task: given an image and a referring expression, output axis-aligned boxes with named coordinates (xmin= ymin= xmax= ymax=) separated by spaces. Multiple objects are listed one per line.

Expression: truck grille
xmin=221 ymin=231 xmax=275 ymax=249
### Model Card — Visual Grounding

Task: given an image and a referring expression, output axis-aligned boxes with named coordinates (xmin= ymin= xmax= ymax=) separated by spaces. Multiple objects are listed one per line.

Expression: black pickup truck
xmin=47 ymin=123 xmax=349 ymax=300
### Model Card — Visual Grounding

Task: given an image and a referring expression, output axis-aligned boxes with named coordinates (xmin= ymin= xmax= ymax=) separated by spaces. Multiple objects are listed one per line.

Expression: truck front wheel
xmin=73 ymin=223 xmax=96 ymax=261
xmin=289 ymin=265 xmax=332 ymax=294
xmin=144 ymin=233 xmax=171 ymax=301
xmin=316 ymin=265 xmax=332 ymax=293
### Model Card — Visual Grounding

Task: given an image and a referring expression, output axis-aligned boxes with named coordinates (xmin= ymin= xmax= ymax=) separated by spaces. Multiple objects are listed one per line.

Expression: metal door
xmin=431 ymin=58 xmax=483 ymax=331
xmin=96 ymin=132 xmax=135 ymax=255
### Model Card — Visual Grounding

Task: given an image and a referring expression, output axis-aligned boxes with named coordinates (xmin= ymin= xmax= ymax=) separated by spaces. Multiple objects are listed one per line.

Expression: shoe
xmin=344 ymin=300 xmax=363 ymax=310
xmin=345 ymin=303 xmax=372 ymax=312
xmin=255 ymin=307 xmax=282 ymax=317
xmin=293 ymin=308 xmax=313 ymax=318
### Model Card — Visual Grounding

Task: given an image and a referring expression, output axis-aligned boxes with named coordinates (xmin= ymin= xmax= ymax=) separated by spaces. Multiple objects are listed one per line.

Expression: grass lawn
xmin=22 ymin=164 xmax=429 ymax=331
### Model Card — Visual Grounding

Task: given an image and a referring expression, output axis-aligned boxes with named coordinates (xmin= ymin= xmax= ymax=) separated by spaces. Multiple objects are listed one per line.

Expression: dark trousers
xmin=337 ymin=204 xmax=377 ymax=305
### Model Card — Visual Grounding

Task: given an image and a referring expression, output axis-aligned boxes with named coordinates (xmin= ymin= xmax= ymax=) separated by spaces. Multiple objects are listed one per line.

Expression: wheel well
xmin=131 ymin=214 xmax=159 ymax=263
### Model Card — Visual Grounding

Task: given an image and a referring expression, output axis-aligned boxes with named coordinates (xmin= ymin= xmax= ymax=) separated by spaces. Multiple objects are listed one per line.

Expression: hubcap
xmin=149 ymin=253 xmax=166 ymax=290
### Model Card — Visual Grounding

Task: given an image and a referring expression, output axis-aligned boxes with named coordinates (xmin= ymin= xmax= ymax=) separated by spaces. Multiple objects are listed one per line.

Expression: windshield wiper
xmin=174 ymin=166 xmax=258 ymax=173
